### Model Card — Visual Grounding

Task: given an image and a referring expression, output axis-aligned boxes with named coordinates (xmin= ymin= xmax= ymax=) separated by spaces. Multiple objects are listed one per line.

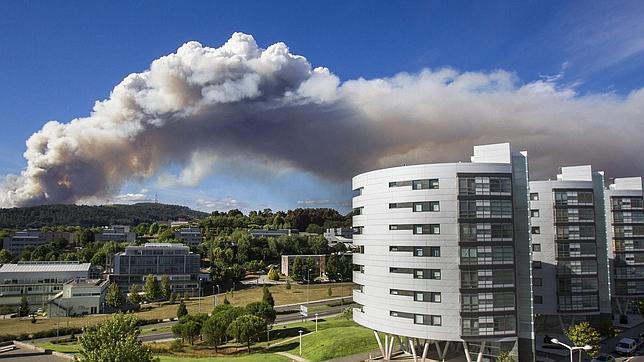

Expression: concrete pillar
xmin=476 ymin=341 xmax=486 ymax=362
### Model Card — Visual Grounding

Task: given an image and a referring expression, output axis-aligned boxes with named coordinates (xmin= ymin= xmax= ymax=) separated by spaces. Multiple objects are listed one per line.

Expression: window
xmin=353 ymin=187 xmax=363 ymax=197
xmin=534 ymin=295 xmax=543 ymax=304
xmin=429 ymin=246 xmax=440 ymax=257
xmin=353 ymin=207 xmax=363 ymax=215
xmin=413 ymin=201 xmax=440 ymax=212
xmin=459 ymin=176 xmax=511 ymax=195
xmin=531 ymin=209 xmax=540 ymax=218
xmin=389 ymin=180 xmax=412 ymax=188
xmin=531 ymin=226 xmax=541 ymax=234
xmin=533 ymin=278 xmax=542 ymax=286
xmin=353 ymin=226 xmax=363 ymax=235
xmin=412 ymin=179 xmax=439 ymax=190
xmin=532 ymin=261 xmax=542 ymax=269
xmin=410 ymin=224 xmax=440 ymax=234
xmin=532 ymin=244 xmax=541 ymax=252
xmin=530 ymin=193 xmax=539 ymax=201
xmin=414 ymin=314 xmax=442 ymax=326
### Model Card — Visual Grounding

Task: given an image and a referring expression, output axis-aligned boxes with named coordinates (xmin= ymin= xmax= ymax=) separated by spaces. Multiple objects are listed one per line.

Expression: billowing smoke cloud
xmin=2 ymin=32 xmax=643 ymax=207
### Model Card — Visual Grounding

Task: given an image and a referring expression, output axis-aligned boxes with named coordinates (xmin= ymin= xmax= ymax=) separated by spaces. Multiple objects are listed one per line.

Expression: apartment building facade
xmin=352 ymin=143 xmax=534 ymax=362
xmin=2 ymin=230 xmax=77 ymax=256
xmin=529 ymin=166 xmax=611 ymax=327
xmin=605 ymin=177 xmax=644 ymax=314
xmin=111 ymin=243 xmax=200 ymax=295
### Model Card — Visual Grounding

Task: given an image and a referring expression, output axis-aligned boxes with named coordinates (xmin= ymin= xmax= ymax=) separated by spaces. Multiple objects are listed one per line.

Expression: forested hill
xmin=0 ymin=203 xmax=208 ymax=228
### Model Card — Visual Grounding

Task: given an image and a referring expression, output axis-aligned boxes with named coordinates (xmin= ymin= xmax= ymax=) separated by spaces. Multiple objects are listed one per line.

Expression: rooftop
xmin=0 ymin=262 xmax=92 ymax=273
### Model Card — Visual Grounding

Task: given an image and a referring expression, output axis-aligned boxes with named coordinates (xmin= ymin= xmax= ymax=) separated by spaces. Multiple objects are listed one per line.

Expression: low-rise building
xmin=2 ymin=230 xmax=77 ymax=256
xmin=48 ymin=279 xmax=108 ymax=317
xmin=95 ymin=225 xmax=136 ymax=243
xmin=324 ymin=228 xmax=353 ymax=244
xmin=281 ymin=254 xmax=326 ymax=278
xmin=111 ymin=243 xmax=200 ymax=295
xmin=174 ymin=227 xmax=203 ymax=247
xmin=0 ymin=261 xmax=93 ymax=312
xmin=249 ymin=229 xmax=297 ymax=238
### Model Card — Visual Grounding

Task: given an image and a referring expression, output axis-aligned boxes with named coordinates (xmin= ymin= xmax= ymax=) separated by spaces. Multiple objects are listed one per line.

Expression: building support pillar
xmin=374 ymin=331 xmax=385 ymax=359
xmin=409 ymin=339 xmax=418 ymax=362
xmin=462 ymin=341 xmax=472 ymax=362
xmin=388 ymin=334 xmax=395 ymax=359
xmin=421 ymin=340 xmax=429 ymax=362
xmin=476 ymin=341 xmax=486 ymax=362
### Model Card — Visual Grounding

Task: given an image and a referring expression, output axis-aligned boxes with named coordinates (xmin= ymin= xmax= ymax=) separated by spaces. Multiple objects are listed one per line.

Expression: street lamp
xmin=550 ymin=339 xmax=592 ymax=362
xmin=214 ymin=284 xmax=220 ymax=306
xmin=337 ymin=273 xmax=343 ymax=310
xmin=298 ymin=329 xmax=303 ymax=356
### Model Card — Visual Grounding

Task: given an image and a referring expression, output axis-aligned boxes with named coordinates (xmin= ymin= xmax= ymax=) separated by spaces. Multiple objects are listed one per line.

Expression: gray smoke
xmin=1 ymin=32 xmax=643 ymax=207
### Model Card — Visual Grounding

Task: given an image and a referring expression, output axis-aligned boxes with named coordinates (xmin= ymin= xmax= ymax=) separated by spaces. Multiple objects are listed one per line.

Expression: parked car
xmin=614 ymin=337 xmax=638 ymax=355
xmin=591 ymin=354 xmax=615 ymax=362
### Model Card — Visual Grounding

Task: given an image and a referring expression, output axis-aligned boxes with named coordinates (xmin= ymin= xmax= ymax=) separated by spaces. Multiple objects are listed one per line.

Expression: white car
xmin=614 ymin=337 xmax=637 ymax=355
xmin=591 ymin=354 xmax=615 ymax=362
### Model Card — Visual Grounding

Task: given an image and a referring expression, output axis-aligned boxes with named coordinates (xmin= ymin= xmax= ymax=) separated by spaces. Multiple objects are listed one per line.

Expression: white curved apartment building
xmin=352 ymin=143 xmax=534 ymax=362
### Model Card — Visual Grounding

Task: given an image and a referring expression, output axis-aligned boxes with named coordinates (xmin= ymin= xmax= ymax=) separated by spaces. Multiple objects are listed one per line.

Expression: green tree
xmin=285 ymin=280 xmax=291 ymax=290
xmin=325 ymin=254 xmax=339 ymax=280
xmin=245 ymin=301 xmax=276 ymax=325
xmin=565 ymin=321 xmax=600 ymax=358
xmin=127 ymin=284 xmax=141 ymax=305
xmin=267 ymin=267 xmax=280 ymax=281
xmin=227 ymin=314 xmax=267 ymax=354
xmin=176 ymin=300 xmax=188 ymax=319
xmin=291 ymin=256 xmax=303 ymax=281
xmin=106 ymin=282 xmax=124 ymax=310
xmin=78 ymin=313 xmax=157 ymax=362
xmin=148 ymin=223 xmax=160 ymax=235
xmin=172 ymin=317 xmax=201 ymax=345
xmin=262 ymin=285 xmax=275 ymax=308
xmin=18 ymin=296 xmax=29 ymax=317
xmin=305 ymin=223 xmax=324 ymax=234
xmin=160 ymin=275 xmax=171 ymax=301
xmin=202 ymin=313 xmax=228 ymax=352
xmin=169 ymin=292 xmax=177 ymax=304
xmin=0 ymin=249 xmax=12 ymax=264
xmin=143 ymin=275 xmax=161 ymax=303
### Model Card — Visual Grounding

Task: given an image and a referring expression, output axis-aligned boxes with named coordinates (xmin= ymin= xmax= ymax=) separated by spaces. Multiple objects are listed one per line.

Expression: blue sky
xmin=0 ymin=1 xmax=643 ymax=213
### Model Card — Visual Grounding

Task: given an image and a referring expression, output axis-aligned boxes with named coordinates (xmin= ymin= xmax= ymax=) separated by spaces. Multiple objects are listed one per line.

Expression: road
xmin=138 ymin=303 xmax=353 ymax=342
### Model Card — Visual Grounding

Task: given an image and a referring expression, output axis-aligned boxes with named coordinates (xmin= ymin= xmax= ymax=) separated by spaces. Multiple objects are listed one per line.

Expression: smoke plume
xmin=1 ymin=32 xmax=643 ymax=207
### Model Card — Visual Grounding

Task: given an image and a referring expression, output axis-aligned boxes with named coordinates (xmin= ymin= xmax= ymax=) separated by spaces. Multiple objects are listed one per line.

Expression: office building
xmin=48 ymin=279 xmax=109 ymax=317
xmin=0 ymin=261 xmax=93 ymax=312
xmin=111 ymin=243 xmax=200 ymax=295
xmin=324 ymin=228 xmax=353 ymax=244
xmin=95 ymin=225 xmax=136 ymax=243
xmin=174 ymin=227 xmax=203 ymax=247
xmin=352 ymin=143 xmax=534 ymax=361
xmin=530 ymin=165 xmax=611 ymax=328
xmin=2 ymin=230 xmax=77 ymax=256
xmin=605 ymin=177 xmax=644 ymax=314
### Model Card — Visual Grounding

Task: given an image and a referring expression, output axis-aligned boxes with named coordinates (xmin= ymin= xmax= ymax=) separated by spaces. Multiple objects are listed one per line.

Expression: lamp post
xmin=214 ymin=284 xmax=220 ymax=306
xmin=550 ymin=339 xmax=592 ymax=362
xmin=337 ymin=273 xmax=343 ymax=310
xmin=298 ymin=330 xmax=303 ymax=356
xmin=315 ymin=313 xmax=318 ymax=332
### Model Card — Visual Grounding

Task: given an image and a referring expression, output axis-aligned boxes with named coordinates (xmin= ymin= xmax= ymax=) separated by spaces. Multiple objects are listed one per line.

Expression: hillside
xmin=0 ymin=203 xmax=208 ymax=228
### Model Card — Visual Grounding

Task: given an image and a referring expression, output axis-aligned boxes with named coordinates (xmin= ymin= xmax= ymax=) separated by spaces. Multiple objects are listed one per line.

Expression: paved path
xmin=275 ymin=351 xmax=309 ymax=362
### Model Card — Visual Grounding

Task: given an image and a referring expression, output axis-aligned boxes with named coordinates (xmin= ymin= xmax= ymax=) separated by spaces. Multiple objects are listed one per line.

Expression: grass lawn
xmin=35 ymin=341 xmax=81 ymax=353
xmin=0 ymin=282 xmax=355 ymax=337
xmin=282 ymin=317 xmax=379 ymax=361
xmin=140 ymin=325 xmax=173 ymax=335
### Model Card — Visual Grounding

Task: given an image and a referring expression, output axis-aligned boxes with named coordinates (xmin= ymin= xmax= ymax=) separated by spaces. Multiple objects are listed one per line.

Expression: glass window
xmin=531 ymin=209 xmax=540 ymax=217
xmin=534 ymin=295 xmax=543 ymax=304
xmin=533 ymin=278 xmax=542 ymax=286
xmin=530 ymin=193 xmax=539 ymax=201
xmin=532 ymin=244 xmax=541 ymax=252
xmin=531 ymin=226 xmax=540 ymax=234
